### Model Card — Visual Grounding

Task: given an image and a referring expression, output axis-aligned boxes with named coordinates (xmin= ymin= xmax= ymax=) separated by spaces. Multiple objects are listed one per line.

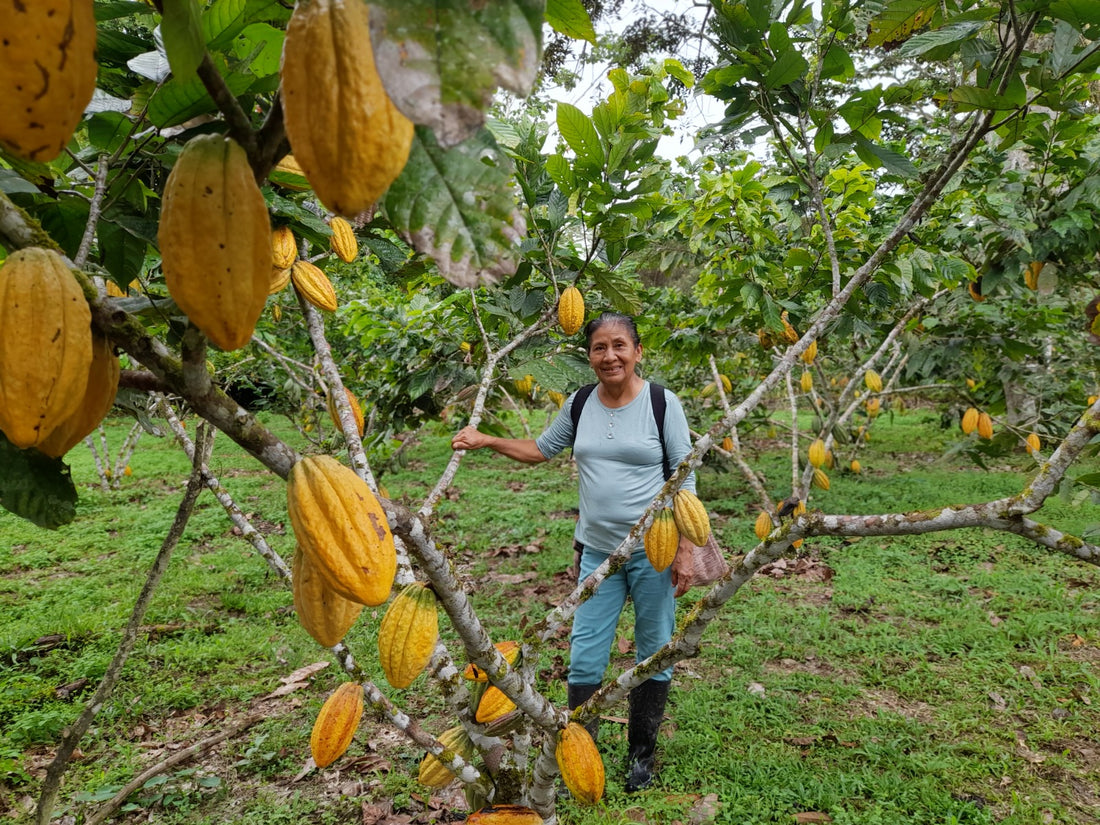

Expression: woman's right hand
xmin=451 ymin=425 xmax=487 ymax=451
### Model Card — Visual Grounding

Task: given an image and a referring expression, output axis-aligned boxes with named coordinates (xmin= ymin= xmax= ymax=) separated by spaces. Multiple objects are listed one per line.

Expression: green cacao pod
xmin=0 ymin=1 xmax=97 ymax=162
xmin=159 ymin=135 xmax=272 ymax=351
xmin=644 ymin=508 xmax=679 ymax=572
xmin=291 ymin=261 xmax=338 ymax=312
xmin=378 ymin=582 xmax=439 ymax=689
xmin=418 ymin=725 xmax=475 ymax=788
xmin=37 ymin=329 xmax=119 ymax=458
xmin=0 ymin=248 xmax=92 ymax=448
xmin=310 ymin=682 xmax=363 ymax=768
xmin=466 ymin=807 xmax=543 ymax=825
xmin=329 ymin=217 xmax=358 ymax=263
xmin=558 ymin=286 xmax=585 ymax=335
xmin=555 ymin=722 xmax=605 ymax=805
xmin=292 ymin=548 xmax=363 ymax=648
xmin=672 ymin=489 xmax=710 ymax=546
xmin=281 ymin=0 xmax=414 ymax=216
xmin=287 ymin=454 xmax=397 ymax=606
xmin=272 ymin=226 xmax=298 ymax=270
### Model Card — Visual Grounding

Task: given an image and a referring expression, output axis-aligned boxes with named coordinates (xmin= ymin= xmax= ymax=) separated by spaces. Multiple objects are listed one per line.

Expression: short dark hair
xmin=584 ymin=312 xmax=641 ymax=352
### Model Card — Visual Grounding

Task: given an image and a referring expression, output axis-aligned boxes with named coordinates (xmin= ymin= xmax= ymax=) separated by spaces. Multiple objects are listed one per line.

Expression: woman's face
xmin=587 ymin=322 xmax=642 ymax=389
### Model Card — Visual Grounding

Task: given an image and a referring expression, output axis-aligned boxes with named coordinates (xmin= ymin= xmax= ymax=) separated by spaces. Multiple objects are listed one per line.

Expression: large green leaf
xmin=148 ymin=69 xmax=253 ymax=127
xmin=370 ymin=0 xmax=543 ymax=147
xmin=865 ymin=0 xmax=937 ymax=49
xmin=1050 ymin=0 xmax=1100 ymax=27
xmin=0 ymin=433 xmax=78 ymax=529
xmin=764 ymin=48 xmax=808 ymax=89
xmin=557 ymin=103 xmax=605 ymax=174
xmin=162 ymin=0 xmax=206 ymax=80
xmin=591 ymin=269 xmax=643 ymax=316
xmin=98 ymin=215 xmax=149 ymax=285
xmin=381 ymin=127 xmax=525 ymax=288
xmin=546 ymin=0 xmax=596 ymax=44
xmin=203 ymin=0 xmax=249 ymax=50
xmin=854 ymin=136 xmax=918 ymax=178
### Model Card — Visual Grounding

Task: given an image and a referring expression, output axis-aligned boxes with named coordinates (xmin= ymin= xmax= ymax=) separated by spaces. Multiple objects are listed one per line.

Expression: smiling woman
xmin=450 ymin=311 xmax=699 ymax=793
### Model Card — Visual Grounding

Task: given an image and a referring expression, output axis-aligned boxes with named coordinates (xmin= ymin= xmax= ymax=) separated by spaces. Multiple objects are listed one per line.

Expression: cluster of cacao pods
xmin=961 ymin=407 xmax=994 ymax=439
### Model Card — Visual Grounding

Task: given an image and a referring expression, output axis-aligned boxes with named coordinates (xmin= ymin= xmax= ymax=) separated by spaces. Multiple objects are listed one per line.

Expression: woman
xmin=450 ymin=312 xmax=697 ymax=792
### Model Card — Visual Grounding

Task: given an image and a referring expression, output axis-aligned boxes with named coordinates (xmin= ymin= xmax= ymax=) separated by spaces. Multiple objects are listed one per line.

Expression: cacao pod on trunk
xmin=977 ymin=412 xmax=994 ymax=440
xmin=808 ymin=439 xmax=826 ymax=468
xmin=326 ymin=387 xmax=364 ymax=437
xmin=291 ymin=261 xmax=338 ymax=312
xmin=418 ymin=725 xmax=475 ymax=788
xmin=466 ymin=807 xmax=543 ymax=824
xmin=474 ymin=685 xmax=516 ymax=724
xmin=754 ymin=510 xmax=773 ymax=541
xmin=961 ymin=407 xmax=979 ymax=435
xmin=272 ymin=226 xmax=298 ymax=269
xmin=329 ymin=217 xmax=358 ymax=263
xmin=463 ymin=640 xmax=522 ymax=682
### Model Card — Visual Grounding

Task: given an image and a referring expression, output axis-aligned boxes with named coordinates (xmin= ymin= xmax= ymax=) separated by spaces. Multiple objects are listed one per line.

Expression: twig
xmin=82 ymin=713 xmax=263 ymax=825
xmin=196 ymin=53 xmax=257 ymax=160
xmin=35 ymin=426 xmax=214 ymax=825
xmin=74 ymin=154 xmax=110 ymax=270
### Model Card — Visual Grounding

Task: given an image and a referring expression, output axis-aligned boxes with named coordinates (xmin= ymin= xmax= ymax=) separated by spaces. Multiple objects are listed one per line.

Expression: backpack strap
xmin=570 ymin=381 xmax=670 ymax=481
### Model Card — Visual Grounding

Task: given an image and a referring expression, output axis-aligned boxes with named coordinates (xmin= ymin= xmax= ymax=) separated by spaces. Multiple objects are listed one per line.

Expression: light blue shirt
xmin=536 ymin=381 xmax=696 ymax=553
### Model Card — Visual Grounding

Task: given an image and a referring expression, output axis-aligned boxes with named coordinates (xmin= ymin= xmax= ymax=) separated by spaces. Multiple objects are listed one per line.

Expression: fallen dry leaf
xmin=792 ymin=813 xmax=833 ymax=823
xmin=281 ymin=661 xmax=330 ymax=684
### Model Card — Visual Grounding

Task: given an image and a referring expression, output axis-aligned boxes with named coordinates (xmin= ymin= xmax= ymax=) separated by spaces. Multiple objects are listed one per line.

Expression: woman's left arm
xmin=670 ymin=535 xmax=694 ymax=597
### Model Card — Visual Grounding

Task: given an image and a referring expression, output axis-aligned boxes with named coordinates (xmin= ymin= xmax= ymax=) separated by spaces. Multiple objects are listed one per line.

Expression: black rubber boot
xmin=624 ymin=679 xmax=670 ymax=793
xmin=567 ymin=682 xmax=602 ymax=742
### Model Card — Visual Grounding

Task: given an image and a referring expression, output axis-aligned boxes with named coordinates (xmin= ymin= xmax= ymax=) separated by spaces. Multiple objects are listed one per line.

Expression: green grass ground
xmin=1 ymin=409 xmax=1097 ymax=824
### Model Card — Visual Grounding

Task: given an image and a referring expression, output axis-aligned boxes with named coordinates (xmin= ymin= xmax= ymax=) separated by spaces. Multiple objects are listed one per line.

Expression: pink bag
xmin=691 ymin=533 xmax=729 ymax=587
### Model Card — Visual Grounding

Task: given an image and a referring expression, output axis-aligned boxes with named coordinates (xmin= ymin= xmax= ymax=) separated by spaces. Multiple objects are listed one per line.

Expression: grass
xmin=1 ymin=409 xmax=1097 ymax=824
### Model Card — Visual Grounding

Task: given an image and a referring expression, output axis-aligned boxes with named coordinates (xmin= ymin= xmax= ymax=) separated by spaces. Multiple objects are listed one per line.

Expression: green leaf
xmin=98 ymin=217 xmax=148 ymax=285
xmin=865 ymin=0 xmax=937 ymax=49
xmin=895 ymin=21 xmax=984 ymax=57
xmin=591 ymin=269 xmax=643 ymax=316
xmin=943 ymin=85 xmax=1021 ymax=111
xmin=95 ymin=2 xmax=154 ymax=22
xmin=87 ymin=112 xmax=133 ymax=154
xmin=545 ymin=0 xmax=596 ymax=44
xmin=522 ymin=353 xmax=592 ymax=393
xmin=764 ymin=48 xmax=808 ymax=90
xmin=231 ymin=22 xmax=285 ymax=78
xmin=203 ymin=0 xmax=249 ymax=51
xmin=820 ymin=44 xmax=855 ymax=81
xmin=854 ymin=136 xmax=918 ymax=178
xmin=545 ymin=154 xmax=576 ymax=194
xmin=0 ymin=169 xmax=41 ymax=195
xmin=0 ymin=432 xmax=78 ymax=529
xmin=1076 ymin=472 xmax=1100 ymax=486
xmin=1050 ymin=0 xmax=1100 ymax=27
xmin=148 ymin=70 xmax=252 ymax=128
xmin=381 ymin=127 xmax=524 ymax=288
xmin=162 ymin=0 xmax=206 ymax=80
xmin=557 ymin=102 xmax=605 ymax=173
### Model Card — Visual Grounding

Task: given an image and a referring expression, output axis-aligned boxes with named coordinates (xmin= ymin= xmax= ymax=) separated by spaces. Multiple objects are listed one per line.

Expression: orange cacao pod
xmin=281 ymin=0 xmax=414 ymax=216
xmin=644 ymin=508 xmax=679 ymax=572
xmin=37 ymin=330 xmax=120 ymax=458
xmin=1025 ymin=432 xmax=1041 ymax=453
xmin=310 ymin=682 xmax=363 ymax=768
xmin=555 ymin=722 xmax=605 ymax=805
xmin=466 ymin=807 xmax=543 ymax=825
xmin=327 ymin=387 xmax=365 ymax=437
xmin=463 ymin=640 xmax=522 ymax=682
xmin=329 ymin=217 xmax=358 ymax=263
xmin=1024 ymin=261 xmax=1043 ymax=290
xmin=287 ymin=454 xmax=397 ymax=606
xmin=672 ymin=489 xmax=710 ymax=546
xmin=378 ymin=582 xmax=439 ymax=689
xmin=474 ymin=685 xmax=516 ymax=724
xmin=292 ymin=548 xmax=363 ymax=648
xmin=850 ymin=459 xmax=861 ymax=474
xmin=0 ymin=248 xmax=92 ymax=448
xmin=961 ymin=407 xmax=979 ymax=435
xmin=0 ymin=1 xmax=97 ymax=162
xmin=977 ymin=412 xmax=994 ymax=440
xmin=272 ymin=226 xmax=298 ymax=269
xmin=159 ymin=135 xmax=272 ymax=351
xmin=291 ymin=260 xmax=338 ymax=312
xmin=558 ymin=286 xmax=585 ymax=335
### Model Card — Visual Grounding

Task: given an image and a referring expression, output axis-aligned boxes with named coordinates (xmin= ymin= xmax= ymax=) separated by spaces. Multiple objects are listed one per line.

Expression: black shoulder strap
xmin=569 ymin=381 xmax=670 ymax=480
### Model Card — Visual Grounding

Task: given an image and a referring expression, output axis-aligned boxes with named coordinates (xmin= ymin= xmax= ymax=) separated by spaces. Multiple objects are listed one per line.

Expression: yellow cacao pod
xmin=159 ymin=135 xmax=272 ymax=351
xmin=271 ymin=154 xmax=312 ymax=191
xmin=754 ymin=510 xmax=773 ymax=541
xmin=808 ymin=439 xmax=826 ymax=469
xmin=644 ymin=508 xmax=679 ymax=572
xmin=291 ymin=260 xmax=338 ymax=312
xmin=864 ymin=370 xmax=883 ymax=393
xmin=466 ymin=806 xmax=543 ymax=825
xmin=800 ymin=371 xmax=813 ymax=393
xmin=558 ymin=285 xmax=585 ymax=335
xmin=514 ymin=374 xmax=534 ymax=396
xmin=474 ymin=685 xmax=516 ymax=724
xmin=464 ymin=640 xmax=522 ymax=682
xmin=793 ymin=500 xmax=807 ymax=517
xmin=281 ymin=0 xmax=414 ymax=216
xmin=718 ymin=373 xmax=732 ymax=392
xmin=700 ymin=381 xmax=716 ymax=398
xmin=310 ymin=682 xmax=363 ymax=768
xmin=555 ymin=721 xmax=605 ymax=805
xmin=287 ymin=454 xmax=397 ymax=606
xmin=977 ymin=412 xmax=994 ymax=440
xmin=269 ymin=266 xmax=292 ymax=296
xmin=1024 ymin=261 xmax=1043 ymax=290
xmin=329 ymin=217 xmax=358 ymax=263
xmin=1025 ymin=432 xmax=1041 ymax=453
xmin=418 ymin=725 xmax=475 ymax=788
xmin=1088 ymin=395 xmax=1098 ymax=406
xmin=0 ymin=1 xmax=97 ymax=162
xmin=292 ymin=548 xmax=363 ymax=648
xmin=865 ymin=397 xmax=881 ymax=416
xmin=801 ymin=340 xmax=818 ymax=364
xmin=672 ymin=489 xmax=710 ymax=546
xmin=378 ymin=582 xmax=439 ymax=689
xmin=758 ymin=329 xmax=775 ymax=350
xmin=37 ymin=330 xmax=119 ymax=458
xmin=812 ymin=467 xmax=830 ymax=491
xmin=722 ymin=435 xmax=734 ymax=452
xmin=105 ymin=280 xmax=127 ymax=298
xmin=961 ymin=407 xmax=979 ymax=435
xmin=272 ymin=226 xmax=298 ymax=269
xmin=781 ymin=311 xmax=798 ymax=343
xmin=326 ymin=387 xmax=365 ymax=437
xmin=0 ymin=248 xmax=92 ymax=448
xmin=850 ymin=459 xmax=861 ymax=474
xmin=548 ymin=390 xmax=565 ymax=408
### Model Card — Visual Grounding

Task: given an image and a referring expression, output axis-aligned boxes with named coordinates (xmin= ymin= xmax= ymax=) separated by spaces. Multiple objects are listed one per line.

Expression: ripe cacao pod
xmin=718 ymin=373 xmax=732 ymax=392
xmin=105 ymin=280 xmax=127 ymax=298
xmin=800 ymin=371 xmax=813 ymax=393
xmin=271 ymin=154 xmax=312 ymax=191
xmin=0 ymin=248 xmax=92 ymax=448
xmin=1024 ymin=261 xmax=1043 ymax=290
xmin=310 ymin=682 xmax=363 ymax=768
xmin=961 ymin=407 xmax=979 ymax=435
xmin=1025 ymin=432 xmax=1041 ymax=453
xmin=721 ymin=435 xmax=734 ymax=452
xmin=555 ymin=721 xmax=605 ymax=805
xmin=864 ymin=370 xmax=883 ymax=393
xmin=474 ymin=685 xmax=516 ymax=724
xmin=292 ymin=548 xmax=363 ymax=648
xmin=37 ymin=330 xmax=120 ymax=458
xmin=327 ymin=387 xmax=365 ymax=437
xmin=329 ymin=217 xmax=358 ymax=263
xmin=781 ymin=311 xmax=798 ymax=343
xmin=672 ymin=489 xmax=710 ymax=546
xmin=0 ymin=1 xmax=97 ymax=162
xmin=269 ymin=266 xmax=292 ymax=295
xmin=291 ymin=260 xmax=338 ymax=312
xmin=801 ymin=339 xmax=818 ymax=364
xmin=466 ymin=806 xmax=543 ymax=825
xmin=812 ymin=467 xmax=830 ymax=491
xmin=1088 ymin=395 xmax=1097 ymax=406
xmin=644 ymin=508 xmax=679 ymax=572
xmin=281 ymin=0 xmax=414 ymax=216
xmin=808 ymin=439 xmax=826 ymax=469
xmin=287 ymin=454 xmax=397 ymax=606
xmin=865 ymin=397 xmax=881 ymax=416
xmin=758 ymin=329 xmax=775 ymax=349
xmin=977 ymin=412 xmax=994 ymax=440
xmin=418 ymin=725 xmax=475 ymax=788
xmin=272 ymin=226 xmax=298 ymax=269
xmin=850 ymin=459 xmax=861 ymax=474
xmin=159 ymin=134 xmax=272 ymax=351
xmin=548 ymin=390 xmax=565 ymax=408
xmin=558 ymin=286 xmax=585 ymax=335
xmin=464 ymin=640 xmax=522 ymax=682
xmin=378 ymin=582 xmax=439 ymax=689
xmin=754 ymin=510 xmax=773 ymax=541
xmin=514 ymin=374 xmax=534 ymax=396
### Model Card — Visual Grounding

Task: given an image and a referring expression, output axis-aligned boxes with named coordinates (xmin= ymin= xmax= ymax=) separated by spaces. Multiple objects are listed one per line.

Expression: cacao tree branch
xmin=253 ymin=94 xmax=290 ymax=182
xmin=196 ymin=53 xmax=258 ymax=162
xmin=118 ymin=369 xmax=171 ymax=393
xmin=74 ymin=154 xmax=110 ymax=270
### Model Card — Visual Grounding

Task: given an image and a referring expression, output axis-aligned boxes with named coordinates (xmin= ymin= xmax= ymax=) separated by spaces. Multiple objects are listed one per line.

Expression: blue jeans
xmin=569 ymin=546 xmax=675 ymax=685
